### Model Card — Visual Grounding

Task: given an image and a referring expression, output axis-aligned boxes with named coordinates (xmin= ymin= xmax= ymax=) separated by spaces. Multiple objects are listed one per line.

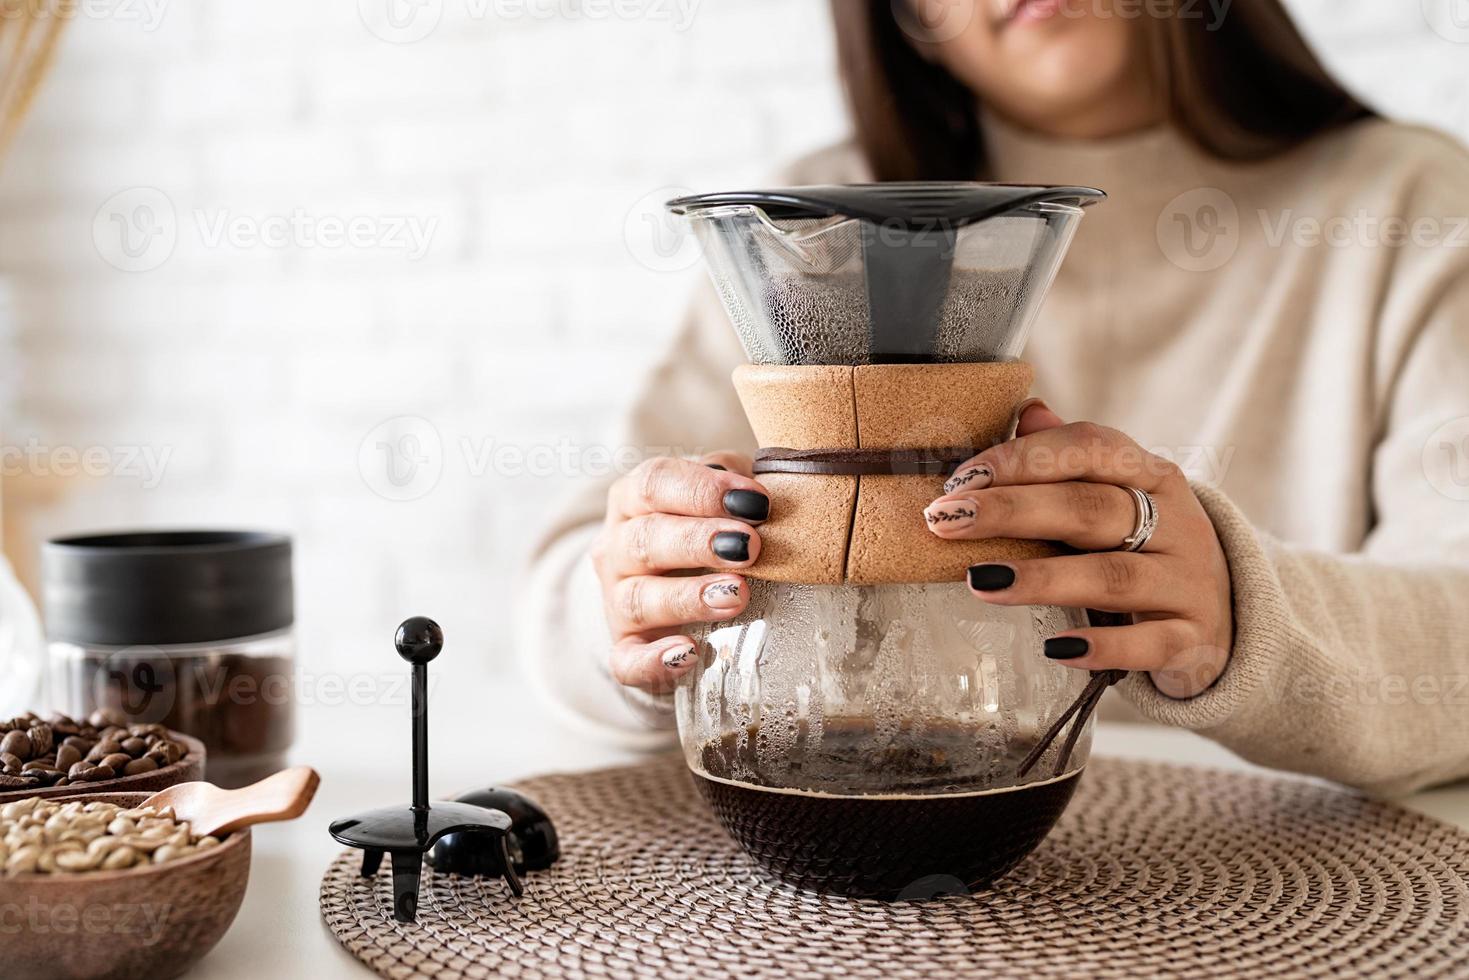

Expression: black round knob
xmin=429 ymin=787 xmax=561 ymax=877
xmin=395 ymin=617 xmax=443 ymax=664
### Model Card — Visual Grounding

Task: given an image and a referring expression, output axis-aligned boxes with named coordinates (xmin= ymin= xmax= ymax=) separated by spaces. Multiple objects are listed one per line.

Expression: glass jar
xmin=43 ymin=531 xmax=295 ymax=788
xmin=677 ymin=580 xmax=1092 ymax=898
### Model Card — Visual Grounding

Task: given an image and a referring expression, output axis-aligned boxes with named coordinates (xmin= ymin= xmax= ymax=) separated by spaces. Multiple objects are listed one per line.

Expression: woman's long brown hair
xmin=831 ymin=0 xmax=1376 ymax=181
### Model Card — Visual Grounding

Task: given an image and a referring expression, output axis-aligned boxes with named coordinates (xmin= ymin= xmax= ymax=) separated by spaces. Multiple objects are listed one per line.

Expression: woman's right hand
xmin=590 ymin=453 xmax=768 ymax=694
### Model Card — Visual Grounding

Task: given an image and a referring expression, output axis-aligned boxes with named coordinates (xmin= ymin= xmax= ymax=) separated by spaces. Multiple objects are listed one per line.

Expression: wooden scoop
xmin=141 ymin=766 xmax=320 ymax=839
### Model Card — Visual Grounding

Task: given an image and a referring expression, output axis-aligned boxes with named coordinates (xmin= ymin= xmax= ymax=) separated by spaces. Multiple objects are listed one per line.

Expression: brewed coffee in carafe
xmin=669 ymin=183 xmax=1106 ymax=898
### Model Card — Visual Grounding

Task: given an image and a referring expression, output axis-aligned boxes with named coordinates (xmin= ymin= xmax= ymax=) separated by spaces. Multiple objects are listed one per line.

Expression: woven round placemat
xmin=320 ymin=754 xmax=1469 ymax=979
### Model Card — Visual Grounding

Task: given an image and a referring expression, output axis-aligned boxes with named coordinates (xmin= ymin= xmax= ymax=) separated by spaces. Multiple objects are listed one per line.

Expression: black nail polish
xmin=705 ymin=464 xmax=727 ymax=471
xmin=723 ymin=490 xmax=770 ymax=522
xmin=968 ymin=564 xmax=1016 ymax=592
xmin=713 ymin=532 xmax=751 ymax=563
xmin=1044 ymin=637 xmax=1090 ymax=660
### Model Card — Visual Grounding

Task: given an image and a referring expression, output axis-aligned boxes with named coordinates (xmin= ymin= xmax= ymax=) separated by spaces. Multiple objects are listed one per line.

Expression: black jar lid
xmin=43 ymin=530 xmax=293 ymax=647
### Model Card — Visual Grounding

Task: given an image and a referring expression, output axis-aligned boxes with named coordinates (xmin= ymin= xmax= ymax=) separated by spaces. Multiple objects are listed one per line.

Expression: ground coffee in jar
xmin=43 ymin=531 xmax=295 ymax=788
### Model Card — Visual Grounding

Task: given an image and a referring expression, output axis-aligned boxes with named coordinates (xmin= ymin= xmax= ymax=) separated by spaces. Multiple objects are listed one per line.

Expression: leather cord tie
xmin=754 ymin=447 xmax=980 ymax=477
xmin=1017 ymin=669 xmax=1128 ymax=779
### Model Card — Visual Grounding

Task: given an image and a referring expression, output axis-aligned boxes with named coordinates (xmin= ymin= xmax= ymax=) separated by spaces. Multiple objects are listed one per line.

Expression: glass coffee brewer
xmin=667 ymin=184 xmax=1108 ymax=898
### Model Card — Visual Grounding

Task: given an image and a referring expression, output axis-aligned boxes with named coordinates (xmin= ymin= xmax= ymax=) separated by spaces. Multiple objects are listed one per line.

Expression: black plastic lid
xmin=43 ymin=530 xmax=294 ymax=647
xmin=667 ymin=182 xmax=1105 ymax=228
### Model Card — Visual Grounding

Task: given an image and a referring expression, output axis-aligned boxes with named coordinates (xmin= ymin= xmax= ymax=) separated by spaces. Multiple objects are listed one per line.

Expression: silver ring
xmin=1120 ymin=486 xmax=1159 ymax=553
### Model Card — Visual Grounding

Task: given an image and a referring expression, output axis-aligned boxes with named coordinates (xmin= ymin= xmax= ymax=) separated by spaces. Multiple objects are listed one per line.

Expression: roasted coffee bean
xmin=61 ymin=736 xmax=93 ymax=756
xmin=25 ymin=727 xmax=52 ymax=759
xmin=87 ymin=708 xmax=127 ymax=730
xmin=0 ymin=732 xmax=31 ymax=761
xmin=77 ymin=764 xmax=115 ymax=783
xmin=1 ymin=710 xmax=188 ymax=793
xmin=85 ymin=738 xmax=121 ymax=763
xmin=0 ymin=775 xmax=29 ymax=789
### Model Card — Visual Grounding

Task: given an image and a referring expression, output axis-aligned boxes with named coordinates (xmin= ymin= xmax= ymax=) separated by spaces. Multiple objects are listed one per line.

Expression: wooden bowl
xmin=0 ymin=732 xmax=206 ymax=804
xmin=3 ymin=791 xmax=251 ymax=980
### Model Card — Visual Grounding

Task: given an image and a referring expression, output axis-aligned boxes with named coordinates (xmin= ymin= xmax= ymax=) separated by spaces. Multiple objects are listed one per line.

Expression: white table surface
xmin=188 ymin=679 xmax=1469 ymax=979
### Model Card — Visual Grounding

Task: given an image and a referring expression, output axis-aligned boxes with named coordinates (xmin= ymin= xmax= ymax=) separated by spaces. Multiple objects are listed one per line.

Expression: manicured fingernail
xmin=944 ymin=465 xmax=993 ymax=495
xmin=712 ymin=532 xmax=751 ymax=563
xmin=705 ymin=463 xmax=727 ymax=471
xmin=703 ymin=581 xmax=742 ymax=610
xmin=1044 ymin=637 xmax=1090 ymax=660
xmin=662 ymin=644 xmax=696 ymax=670
xmin=723 ymin=489 xmax=770 ymax=522
xmin=924 ymin=503 xmax=976 ymax=532
xmin=968 ymin=564 xmax=1016 ymax=592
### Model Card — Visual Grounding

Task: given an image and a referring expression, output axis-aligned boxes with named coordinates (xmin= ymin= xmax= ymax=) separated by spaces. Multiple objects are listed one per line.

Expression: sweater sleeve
xmin=1122 ymin=199 xmax=1469 ymax=797
xmin=515 ymin=281 xmax=754 ymax=750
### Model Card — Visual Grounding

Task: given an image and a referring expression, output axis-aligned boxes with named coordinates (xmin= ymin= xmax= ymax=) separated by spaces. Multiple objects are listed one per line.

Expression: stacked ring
xmin=1120 ymin=486 xmax=1159 ymax=553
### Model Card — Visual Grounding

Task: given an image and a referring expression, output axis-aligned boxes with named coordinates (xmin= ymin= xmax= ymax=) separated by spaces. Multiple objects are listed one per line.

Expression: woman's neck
xmin=1010 ymin=99 xmax=1162 ymax=141
xmin=986 ymin=58 xmax=1161 ymax=141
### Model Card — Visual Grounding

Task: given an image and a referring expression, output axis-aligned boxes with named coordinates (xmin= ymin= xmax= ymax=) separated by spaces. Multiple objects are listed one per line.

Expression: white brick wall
xmin=2 ymin=0 xmax=1466 ymax=680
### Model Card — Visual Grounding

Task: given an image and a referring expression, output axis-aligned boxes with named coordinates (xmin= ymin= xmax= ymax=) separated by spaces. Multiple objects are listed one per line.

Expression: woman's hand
xmin=923 ymin=401 xmax=1233 ymax=699
xmin=590 ymin=453 xmax=768 ymax=694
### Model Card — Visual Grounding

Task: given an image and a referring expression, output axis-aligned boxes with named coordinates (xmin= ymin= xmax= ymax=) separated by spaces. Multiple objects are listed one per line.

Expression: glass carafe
xmin=669 ymin=183 xmax=1106 ymax=897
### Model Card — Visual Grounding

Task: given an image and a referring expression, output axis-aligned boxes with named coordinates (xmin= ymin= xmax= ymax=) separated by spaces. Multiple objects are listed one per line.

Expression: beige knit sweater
xmin=520 ymin=117 xmax=1469 ymax=797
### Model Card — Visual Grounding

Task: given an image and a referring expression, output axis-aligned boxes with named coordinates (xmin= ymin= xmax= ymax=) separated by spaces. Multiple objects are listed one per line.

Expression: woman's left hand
xmin=924 ymin=401 xmax=1233 ymax=699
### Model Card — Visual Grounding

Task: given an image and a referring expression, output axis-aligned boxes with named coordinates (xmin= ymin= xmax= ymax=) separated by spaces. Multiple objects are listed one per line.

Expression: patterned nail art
xmin=925 ymin=504 xmax=977 ymax=531
xmin=944 ymin=465 xmax=993 ymax=495
xmin=703 ymin=581 xmax=743 ymax=610
xmin=662 ymin=645 xmax=696 ymax=670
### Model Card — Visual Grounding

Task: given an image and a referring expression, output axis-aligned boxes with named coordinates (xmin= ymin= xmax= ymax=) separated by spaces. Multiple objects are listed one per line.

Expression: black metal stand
xmin=328 ymin=617 xmax=522 ymax=923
